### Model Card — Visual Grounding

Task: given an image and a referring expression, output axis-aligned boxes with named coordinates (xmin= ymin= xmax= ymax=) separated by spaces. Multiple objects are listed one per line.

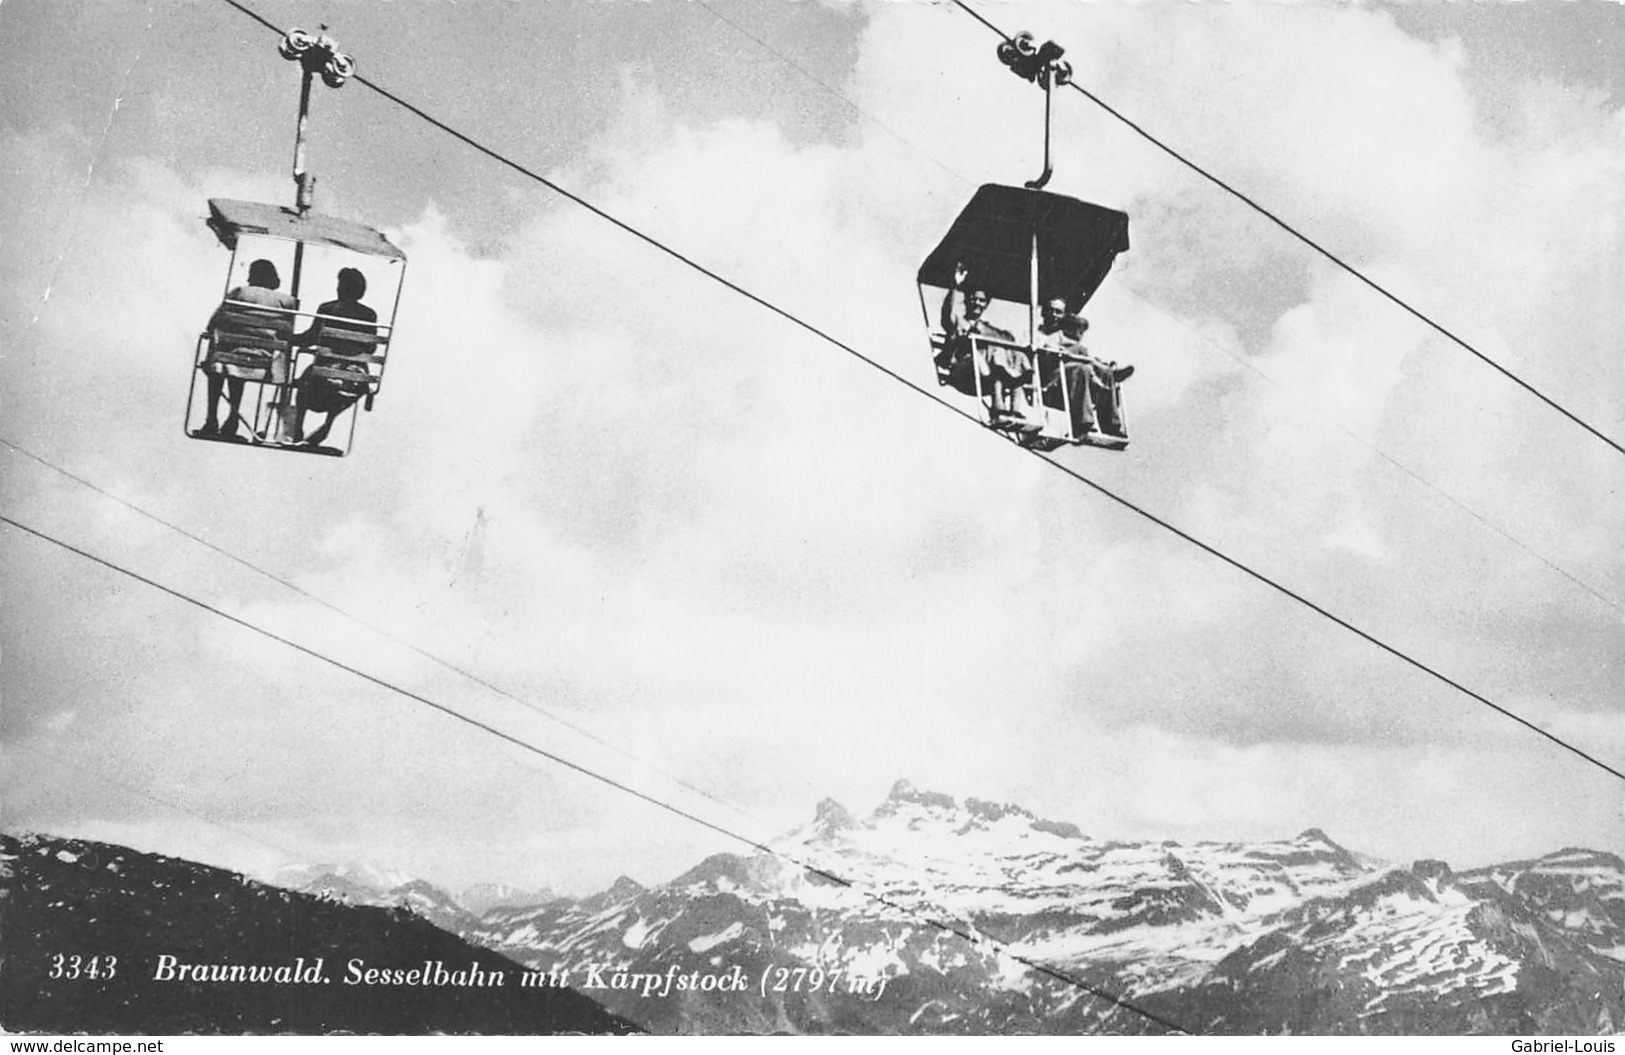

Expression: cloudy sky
xmin=2 ymin=0 xmax=1622 ymax=897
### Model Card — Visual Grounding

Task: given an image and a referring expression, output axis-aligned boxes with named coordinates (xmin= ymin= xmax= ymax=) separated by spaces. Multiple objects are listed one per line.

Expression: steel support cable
xmin=671 ymin=7 xmax=1625 ymax=1009
xmin=684 ymin=3 xmax=1622 ymax=615
xmin=216 ymin=0 xmax=1625 ymax=784
xmin=0 ymin=511 xmax=1191 ymax=1035
xmin=0 ymin=436 xmax=778 ymax=838
xmin=1161 ymin=341 xmax=1622 ymax=614
xmin=947 ymin=0 xmax=1625 ymax=461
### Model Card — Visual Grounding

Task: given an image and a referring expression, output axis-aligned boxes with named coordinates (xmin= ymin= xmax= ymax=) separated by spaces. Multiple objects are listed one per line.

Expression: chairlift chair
xmin=186 ymin=198 xmax=406 ymax=456
xmin=917 ymin=183 xmax=1131 ymax=451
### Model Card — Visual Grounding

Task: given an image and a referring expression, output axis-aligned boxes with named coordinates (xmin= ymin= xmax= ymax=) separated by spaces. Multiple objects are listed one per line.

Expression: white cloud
xmin=3 ymin=2 xmax=1622 ymax=893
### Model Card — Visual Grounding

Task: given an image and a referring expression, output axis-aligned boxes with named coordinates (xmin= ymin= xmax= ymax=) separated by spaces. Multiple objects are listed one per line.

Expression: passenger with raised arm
xmin=940 ymin=262 xmax=1034 ymax=424
xmin=201 ymin=258 xmax=298 ymax=441
xmin=293 ymin=267 xmax=378 ymax=449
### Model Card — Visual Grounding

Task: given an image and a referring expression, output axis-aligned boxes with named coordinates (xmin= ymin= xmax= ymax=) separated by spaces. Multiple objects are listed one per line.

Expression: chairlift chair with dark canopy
xmin=918 ymin=183 xmax=1131 ymax=451
xmin=919 ymin=29 xmax=1136 ymax=452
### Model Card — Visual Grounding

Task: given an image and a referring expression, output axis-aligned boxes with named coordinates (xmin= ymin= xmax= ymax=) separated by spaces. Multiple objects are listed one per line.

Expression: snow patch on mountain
xmin=622 ymin=917 xmax=654 ymax=950
xmin=689 ymin=922 xmax=743 ymax=953
xmin=458 ymin=783 xmax=1625 ymax=1035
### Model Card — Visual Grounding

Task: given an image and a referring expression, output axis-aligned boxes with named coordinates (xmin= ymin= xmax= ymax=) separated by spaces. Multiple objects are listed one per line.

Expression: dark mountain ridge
xmin=0 ymin=832 xmax=637 ymax=1035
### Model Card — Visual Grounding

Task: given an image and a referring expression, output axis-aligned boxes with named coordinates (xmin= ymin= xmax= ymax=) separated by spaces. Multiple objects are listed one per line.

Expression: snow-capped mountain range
xmin=269 ymin=863 xmax=556 ymax=931
xmin=456 ymin=780 xmax=1625 ymax=1034
xmin=270 ymin=781 xmax=1625 ymax=1034
xmin=461 ymin=882 xmax=560 ymax=916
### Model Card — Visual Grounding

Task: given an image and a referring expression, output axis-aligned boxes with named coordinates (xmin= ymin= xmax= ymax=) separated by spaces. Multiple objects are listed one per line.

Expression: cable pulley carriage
xmin=918 ymin=30 xmax=1135 ymax=452
xmin=186 ymin=26 xmax=406 ymax=457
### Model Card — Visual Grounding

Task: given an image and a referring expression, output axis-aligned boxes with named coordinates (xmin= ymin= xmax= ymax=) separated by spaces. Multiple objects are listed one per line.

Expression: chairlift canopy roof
xmin=207 ymin=199 xmax=405 ymax=261
xmin=917 ymin=184 xmax=1129 ymax=311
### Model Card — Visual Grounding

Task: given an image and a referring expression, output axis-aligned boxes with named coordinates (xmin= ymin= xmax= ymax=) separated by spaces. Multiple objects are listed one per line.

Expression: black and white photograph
xmin=2 ymin=0 xmax=1623 ymax=1040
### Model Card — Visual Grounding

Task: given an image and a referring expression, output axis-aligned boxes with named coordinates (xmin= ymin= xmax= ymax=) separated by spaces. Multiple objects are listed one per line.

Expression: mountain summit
xmin=24 ymin=784 xmax=1618 ymax=1036
xmin=468 ymin=783 xmax=1625 ymax=1034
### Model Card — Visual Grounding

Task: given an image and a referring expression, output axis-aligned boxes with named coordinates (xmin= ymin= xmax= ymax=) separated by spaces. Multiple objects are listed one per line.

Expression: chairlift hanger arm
xmin=995 ymin=31 xmax=1073 ymax=190
xmin=278 ymin=25 xmax=355 ymax=214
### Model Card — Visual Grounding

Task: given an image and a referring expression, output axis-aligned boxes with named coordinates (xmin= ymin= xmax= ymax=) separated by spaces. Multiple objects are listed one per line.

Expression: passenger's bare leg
xmin=202 ymin=373 xmax=225 ymax=434
xmin=222 ymin=378 xmax=249 ymax=438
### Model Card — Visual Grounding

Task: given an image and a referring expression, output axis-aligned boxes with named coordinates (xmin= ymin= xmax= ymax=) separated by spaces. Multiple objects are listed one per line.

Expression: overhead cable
xmin=208 ymin=0 xmax=1625 ymax=784
xmin=948 ymin=0 xmax=1625 ymax=460
xmin=690 ymin=2 xmax=1621 ymax=614
xmin=0 ymin=436 xmax=780 ymax=837
xmin=0 ymin=511 xmax=1191 ymax=1035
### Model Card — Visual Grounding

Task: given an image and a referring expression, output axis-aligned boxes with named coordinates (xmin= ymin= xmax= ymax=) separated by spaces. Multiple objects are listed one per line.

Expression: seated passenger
xmin=202 ymin=258 xmax=297 ymax=440
xmin=940 ymin=263 xmax=1033 ymax=424
xmin=1037 ymin=298 xmax=1132 ymax=438
xmin=294 ymin=267 xmax=378 ymax=448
